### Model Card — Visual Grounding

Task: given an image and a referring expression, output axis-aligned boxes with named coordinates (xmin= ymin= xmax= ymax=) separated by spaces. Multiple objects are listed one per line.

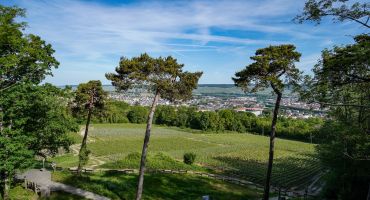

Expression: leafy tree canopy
xmin=71 ymin=80 xmax=107 ymax=118
xmin=301 ymin=34 xmax=369 ymax=130
xmin=0 ymin=5 xmax=59 ymax=91
xmin=0 ymin=84 xmax=78 ymax=157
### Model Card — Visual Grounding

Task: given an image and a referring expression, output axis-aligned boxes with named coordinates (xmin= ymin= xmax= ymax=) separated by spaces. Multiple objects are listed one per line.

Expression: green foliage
xmin=198 ymin=111 xmax=224 ymax=132
xmin=127 ymin=106 xmax=148 ymax=123
xmin=0 ymin=129 xmax=34 ymax=182
xmin=71 ymin=80 xmax=107 ymax=122
xmin=97 ymin=100 xmax=130 ymax=123
xmin=183 ymin=152 xmax=196 ymax=165
xmin=0 ymin=84 xmax=78 ymax=197
xmin=301 ymin=35 xmax=370 ymax=131
xmin=0 ymin=5 xmax=59 ymax=91
xmin=295 ymin=0 xmax=370 ymax=28
xmin=233 ymin=44 xmax=302 ymax=94
xmin=316 ymin=121 xmax=370 ymax=199
xmin=0 ymin=84 xmax=78 ymax=156
xmin=154 ymin=105 xmax=177 ymax=126
xmin=296 ymin=27 xmax=369 ymax=199
xmin=174 ymin=106 xmax=196 ymax=128
xmin=218 ymin=109 xmax=245 ymax=132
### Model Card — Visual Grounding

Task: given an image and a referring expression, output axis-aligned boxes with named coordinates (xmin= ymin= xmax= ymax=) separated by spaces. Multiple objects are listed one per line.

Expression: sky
xmin=2 ymin=0 xmax=368 ymax=85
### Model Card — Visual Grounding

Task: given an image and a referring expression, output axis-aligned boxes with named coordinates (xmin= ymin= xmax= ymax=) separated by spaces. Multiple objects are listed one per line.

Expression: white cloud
xmin=6 ymin=0 xmax=364 ymax=84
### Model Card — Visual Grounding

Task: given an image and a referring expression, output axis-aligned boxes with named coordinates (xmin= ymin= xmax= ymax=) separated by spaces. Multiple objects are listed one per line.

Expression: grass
xmin=102 ymin=152 xmax=206 ymax=172
xmin=52 ymin=171 xmax=263 ymax=200
xmin=55 ymin=123 xmax=321 ymax=189
xmin=50 ymin=154 xmax=79 ymax=168
xmin=5 ymin=185 xmax=85 ymax=200
xmin=8 ymin=186 xmax=38 ymax=200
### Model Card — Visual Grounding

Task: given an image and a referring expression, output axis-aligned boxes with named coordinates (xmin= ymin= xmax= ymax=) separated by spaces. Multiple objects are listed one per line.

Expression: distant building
xmin=234 ymin=107 xmax=264 ymax=116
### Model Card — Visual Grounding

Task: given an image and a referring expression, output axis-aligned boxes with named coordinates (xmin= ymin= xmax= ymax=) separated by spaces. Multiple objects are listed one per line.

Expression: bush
xmin=127 ymin=106 xmax=148 ymax=123
xmin=183 ymin=152 xmax=196 ymax=165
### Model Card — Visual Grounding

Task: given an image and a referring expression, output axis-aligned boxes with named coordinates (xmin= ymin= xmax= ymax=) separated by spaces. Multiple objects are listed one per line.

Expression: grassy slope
xmin=53 ymin=123 xmax=321 ymax=189
xmin=52 ymin=171 xmax=262 ymax=200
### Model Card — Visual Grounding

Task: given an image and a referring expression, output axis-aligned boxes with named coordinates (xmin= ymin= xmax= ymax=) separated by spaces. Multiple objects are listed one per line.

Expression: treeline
xmin=73 ymin=100 xmax=323 ymax=142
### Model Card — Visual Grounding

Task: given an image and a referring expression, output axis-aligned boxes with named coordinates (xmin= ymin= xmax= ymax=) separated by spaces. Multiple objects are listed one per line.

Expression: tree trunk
xmin=263 ymin=88 xmax=282 ymax=200
xmin=77 ymin=104 xmax=93 ymax=175
xmin=3 ymin=172 xmax=9 ymax=200
xmin=136 ymin=91 xmax=160 ymax=200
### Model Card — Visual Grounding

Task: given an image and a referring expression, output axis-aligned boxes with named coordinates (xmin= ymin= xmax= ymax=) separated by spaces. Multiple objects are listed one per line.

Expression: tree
xmin=173 ymin=106 xmax=190 ymax=127
xmin=198 ymin=111 xmax=224 ymax=132
xmin=71 ymin=80 xmax=107 ymax=175
xmin=127 ymin=106 xmax=149 ymax=124
xmin=0 ymin=129 xmax=33 ymax=200
xmin=233 ymin=45 xmax=301 ymax=200
xmin=294 ymin=0 xmax=370 ymax=28
xmin=0 ymin=84 xmax=78 ymax=199
xmin=98 ymin=101 xmax=130 ymax=123
xmin=302 ymin=35 xmax=370 ymax=130
xmin=300 ymin=35 xmax=370 ymax=199
xmin=0 ymin=5 xmax=59 ymax=92
xmin=106 ymin=53 xmax=202 ymax=200
xmin=0 ymin=5 xmax=66 ymax=199
xmin=155 ymin=105 xmax=177 ymax=126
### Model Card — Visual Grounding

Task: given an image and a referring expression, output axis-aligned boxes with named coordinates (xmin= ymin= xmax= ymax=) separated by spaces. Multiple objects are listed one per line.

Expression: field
xmin=51 ymin=171 xmax=263 ymax=200
xmin=54 ymin=123 xmax=321 ymax=190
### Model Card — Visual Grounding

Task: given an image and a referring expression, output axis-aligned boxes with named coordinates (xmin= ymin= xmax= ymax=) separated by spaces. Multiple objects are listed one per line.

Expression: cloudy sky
xmin=3 ymin=0 xmax=367 ymax=85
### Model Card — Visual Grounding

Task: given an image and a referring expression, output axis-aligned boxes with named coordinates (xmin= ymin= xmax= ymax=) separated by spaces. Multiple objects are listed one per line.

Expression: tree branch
xmin=321 ymin=13 xmax=370 ymax=28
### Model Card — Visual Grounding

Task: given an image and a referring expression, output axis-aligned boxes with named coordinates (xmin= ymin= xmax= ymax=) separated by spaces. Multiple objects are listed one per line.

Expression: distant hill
xmin=60 ymin=84 xmax=294 ymax=97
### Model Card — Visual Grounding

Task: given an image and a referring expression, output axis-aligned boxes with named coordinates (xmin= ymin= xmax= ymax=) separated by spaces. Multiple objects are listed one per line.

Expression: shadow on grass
xmin=214 ymin=153 xmax=321 ymax=189
xmin=54 ymin=171 xmax=262 ymax=200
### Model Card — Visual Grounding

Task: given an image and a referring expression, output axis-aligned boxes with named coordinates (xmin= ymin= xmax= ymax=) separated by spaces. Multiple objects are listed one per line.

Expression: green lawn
xmin=52 ymin=171 xmax=263 ymax=200
xmin=8 ymin=186 xmax=38 ymax=200
xmin=53 ymin=123 xmax=321 ymax=189
xmin=6 ymin=185 xmax=85 ymax=200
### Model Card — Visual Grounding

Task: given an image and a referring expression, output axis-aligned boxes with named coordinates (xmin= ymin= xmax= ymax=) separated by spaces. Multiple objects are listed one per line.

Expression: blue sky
xmin=3 ymin=0 xmax=367 ymax=85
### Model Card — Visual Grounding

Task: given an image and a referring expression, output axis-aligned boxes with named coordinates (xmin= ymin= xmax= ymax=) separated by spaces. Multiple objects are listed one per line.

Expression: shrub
xmin=183 ymin=152 xmax=196 ymax=165
xmin=127 ymin=106 xmax=148 ymax=123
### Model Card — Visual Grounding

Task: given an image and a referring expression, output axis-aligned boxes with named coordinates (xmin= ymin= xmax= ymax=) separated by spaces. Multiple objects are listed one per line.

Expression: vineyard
xmin=58 ymin=123 xmax=322 ymax=190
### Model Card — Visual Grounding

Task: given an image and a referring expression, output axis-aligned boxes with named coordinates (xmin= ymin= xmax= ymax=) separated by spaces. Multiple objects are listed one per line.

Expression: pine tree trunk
xmin=136 ymin=91 xmax=160 ymax=200
xmin=77 ymin=104 xmax=93 ymax=175
xmin=263 ymin=89 xmax=282 ymax=200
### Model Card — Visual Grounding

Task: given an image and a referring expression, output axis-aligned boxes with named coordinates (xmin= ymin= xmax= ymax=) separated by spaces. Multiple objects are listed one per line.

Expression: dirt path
xmin=70 ymin=129 xmax=106 ymax=168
